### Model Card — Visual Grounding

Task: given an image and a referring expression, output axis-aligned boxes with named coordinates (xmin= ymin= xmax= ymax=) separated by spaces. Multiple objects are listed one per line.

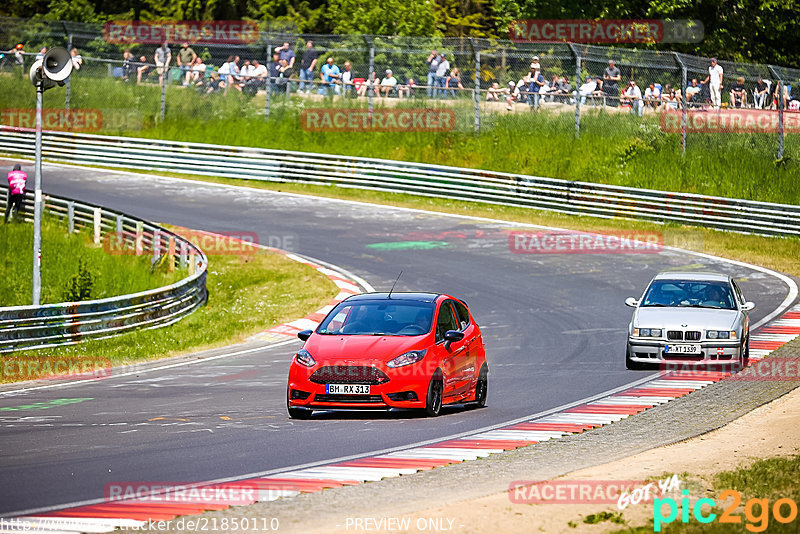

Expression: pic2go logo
xmin=654 ymin=489 xmax=799 ymax=532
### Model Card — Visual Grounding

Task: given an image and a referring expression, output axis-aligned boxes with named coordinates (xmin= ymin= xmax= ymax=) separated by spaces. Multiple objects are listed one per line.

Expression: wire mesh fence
xmin=1 ymin=17 xmax=798 ymax=159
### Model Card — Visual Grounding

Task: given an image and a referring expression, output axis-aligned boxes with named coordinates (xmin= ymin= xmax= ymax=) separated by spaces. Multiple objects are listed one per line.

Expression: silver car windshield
xmin=317 ymin=301 xmax=435 ymax=336
xmin=642 ymin=280 xmax=736 ymax=310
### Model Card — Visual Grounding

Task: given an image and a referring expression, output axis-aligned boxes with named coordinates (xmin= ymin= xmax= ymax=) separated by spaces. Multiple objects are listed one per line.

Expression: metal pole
xmin=32 ymin=82 xmax=43 ymax=305
xmin=366 ymin=37 xmax=374 ymax=122
xmin=265 ymin=40 xmax=271 ymax=119
xmin=160 ymin=59 xmax=167 ymax=121
xmin=568 ymin=43 xmax=580 ymax=139
xmin=674 ymin=53 xmax=688 ymax=156
xmin=468 ymin=38 xmax=480 ymax=134
xmin=65 ymin=33 xmax=72 ymax=110
xmin=777 ymin=81 xmax=784 ymax=159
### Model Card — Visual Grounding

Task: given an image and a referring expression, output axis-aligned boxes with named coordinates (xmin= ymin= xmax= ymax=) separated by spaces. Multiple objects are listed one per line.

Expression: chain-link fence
xmin=1 ymin=17 xmax=798 ymax=159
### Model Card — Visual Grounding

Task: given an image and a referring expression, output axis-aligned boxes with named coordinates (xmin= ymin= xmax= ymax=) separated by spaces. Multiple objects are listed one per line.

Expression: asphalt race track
xmin=0 ymin=162 xmax=794 ymax=515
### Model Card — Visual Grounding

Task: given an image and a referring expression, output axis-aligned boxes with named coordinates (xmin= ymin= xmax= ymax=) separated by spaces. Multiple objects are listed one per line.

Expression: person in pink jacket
xmin=5 ymin=164 xmax=27 ymax=222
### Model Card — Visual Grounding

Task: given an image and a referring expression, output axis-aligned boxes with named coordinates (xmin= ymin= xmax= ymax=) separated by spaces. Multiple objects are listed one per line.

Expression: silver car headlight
xmin=633 ymin=328 xmax=662 ymax=338
xmin=706 ymin=330 xmax=736 ymax=340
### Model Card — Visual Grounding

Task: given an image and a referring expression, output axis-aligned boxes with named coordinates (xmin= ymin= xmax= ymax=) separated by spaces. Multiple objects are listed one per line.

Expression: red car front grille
xmin=309 ymin=366 xmax=390 ymax=385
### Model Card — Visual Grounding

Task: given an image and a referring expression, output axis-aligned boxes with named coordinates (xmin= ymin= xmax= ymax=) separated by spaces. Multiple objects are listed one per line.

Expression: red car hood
xmin=304 ymin=334 xmax=429 ymax=365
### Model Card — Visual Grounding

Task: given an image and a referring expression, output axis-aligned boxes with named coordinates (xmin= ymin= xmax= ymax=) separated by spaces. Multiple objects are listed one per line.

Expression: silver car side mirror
xmin=741 ymin=302 xmax=756 ymax=311
xmin=624 ymin=297 xmax=639 ymax=307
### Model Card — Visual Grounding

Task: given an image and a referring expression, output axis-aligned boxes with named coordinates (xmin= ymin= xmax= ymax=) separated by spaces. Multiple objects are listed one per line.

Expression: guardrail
xmin=0 ymin=189 xmax=208 ymax=353
xmin=2 ymin=127 xmax=799 ymax=237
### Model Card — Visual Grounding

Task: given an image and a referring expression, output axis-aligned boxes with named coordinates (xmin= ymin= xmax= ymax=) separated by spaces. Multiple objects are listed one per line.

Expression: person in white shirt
xmin=643 ymin=83 xmax=660 ymax=108
xmin=70 ymin=48 xmax=82 ymax=70
xmin=703 ymin=58 xmax=723 ymax=109
xmin=623 ymin=80 xmax=644 ymax=116
xmin=378 ymin=69 xmax=398 ymax=97
xmin=578 ymin=76 xmax=596 ymax=105
xmin=189 ymin=56 xmax=206 ymax=85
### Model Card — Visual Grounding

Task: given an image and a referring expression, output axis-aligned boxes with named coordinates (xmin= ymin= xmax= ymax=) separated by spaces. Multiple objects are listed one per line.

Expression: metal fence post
xmin=265 ymin=40 xmax=271 ymax=119
xmin=674 ymin=53 xmax=688 ymax=156
xmin=568 ymin=43 xmax=580 ymax=139
xmin=768 ymin=66 xmax=784 ymax=160
xmin=365 ymin=36 xmax=375 ymax=121
xmin=468 ymin=38 xmax=480 ymax=133
xmin=67 ymin=201 xmax=74 ymax=233
xmin=160 ymin=60 xmax=167 ymax=121
xmin=65 ymin=32 xmax=72 ymax=110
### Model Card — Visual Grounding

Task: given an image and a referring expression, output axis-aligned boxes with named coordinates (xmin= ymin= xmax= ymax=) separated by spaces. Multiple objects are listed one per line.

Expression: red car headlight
xmin=295 ymin=348 xmax=316 ymax=367
xmin=387 ymin=349 xmax=426 ymax=368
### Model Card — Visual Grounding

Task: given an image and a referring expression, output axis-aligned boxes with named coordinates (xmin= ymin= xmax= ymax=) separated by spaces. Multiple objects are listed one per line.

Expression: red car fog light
xmin=387 ymin=391 xmax=418 ymax=402
xmin=290 ymin=389 xmax=311 ymax=400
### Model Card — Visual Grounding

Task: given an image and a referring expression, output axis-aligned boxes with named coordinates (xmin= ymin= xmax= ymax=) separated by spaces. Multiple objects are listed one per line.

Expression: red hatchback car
xmin=287 ymin=292 xmax=488 ymax=418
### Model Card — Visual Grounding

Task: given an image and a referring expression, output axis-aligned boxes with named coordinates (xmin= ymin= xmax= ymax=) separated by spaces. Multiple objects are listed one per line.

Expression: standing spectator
xmin=70 ymin=48 xmax=82 ymax=70
xmin=426 ymin=49 xmax=440 ymax=98
xmin=622 ymin=80 xmax=644 ymax=116
xmin=730 ymin=76 xmax=747 ymax=108
xmin=445 ymin=67 xmax=464 ymax=98
xmin=177 ymin=42 xmax=197 ymax=86
xmin=122 ymin=49 xmax=136 ymax=81
xmin=526 ymin=66 xmax=545 ymax=111
xmin=341 ymin=61 xmax=356 ymax=97
xmin=154 ymin=41 xmax=172 ymax=86
xmin=319 ymin=56 xmax=341 ymax=96
xmin=603 ymin=59 xmax=621 ymax=106
xmin=378 ymin=69 xmax=398 ymax=97
xmin=753 ymin=76 xmax=769 ymax=109
xmin=5 ymin=164 xmax=26 ymax=223
xmin=276 ymin=59 xmax=292 ymax=93
xmin=578 ymin=76 xmax=596 ymax=105
xmin=435 ymin=53 xmax=450 ymax=99
xmin=275 ymin=42 xmax=296 ymax=92
xmin=703 ymin=57 xmax=723 ymax=109
xmin=298 ymin=41 xmax=318 ymax=93
xmin=35 ymin=46 xmax=46 ymax=61
xmin=13 ymin=44 xmax=24 ymax=67
xmin=136 ymin=55 xmax=152 ymax=84
xmin=644 ymin=83 xmax=660 ymax=108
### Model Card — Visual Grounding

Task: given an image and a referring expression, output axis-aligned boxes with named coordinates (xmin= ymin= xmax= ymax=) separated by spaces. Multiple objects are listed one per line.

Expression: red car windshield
xmin=317 ymin=301 xmax=435 ymax=336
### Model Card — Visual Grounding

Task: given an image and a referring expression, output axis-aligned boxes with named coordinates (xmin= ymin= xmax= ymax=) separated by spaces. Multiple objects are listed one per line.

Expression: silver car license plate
xmin=665 ymin=344 xmax=701 ymax=354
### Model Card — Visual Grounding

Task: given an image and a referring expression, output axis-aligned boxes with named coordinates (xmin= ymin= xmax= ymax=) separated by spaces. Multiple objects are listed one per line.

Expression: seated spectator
xmin=445 ymin=67 xmax=464 ymax=98
xmin=319 ymin=56 xmax=341 ymax=96
xmin=622 ymin=80 xmax=644 ymax=116
xmin=771 ymin=82 xmax=790 ymax=109
xmin=189 ymin=56 xmax=206 ymax=86
xmin=357 ymin=76 xmax=373 ymax=97
xmin=685 ymin=78 xmax=701 ymax=107
xmin=70 ymin=48 xmax=82 ymax=70
xmin=557 ymin=75 xmax=571 ymax=103
xmin=251 ymin=59 xmax=267 ymax=86
xmin=218 ymin=55 xmax=240 ymax=93
xmin=206 ymin=71 xmax=224 ymax=93
xmin=275 ymin=59 xmax=292 ymax=93
xmin=486 ymin=82 xmax=503 ymax=101
xmin=122 ymin=49 xmax=136 ymax=82
xmin=545 ymin=74 xmax=560 ymax=102
xmin=378 ymin=69 xmax=398 ymax=97
xmin=341 ymin=61 xmax=357 ymax=97
xmin=590 ymin=77 xmax=605 ymax=104
xmin=136 ymin=55 xmax=153 ymax=84
xmin=267 ymin=53 xmax=281 ymax=94
xmin=753 ymin=76 xmax=769 ymax=109
xmin=644 ymin=83 xmax=660 ymax=108
xmin=398 ymin=77 xmax=417 ymax=98
xmin=730 ymin=76 xmax=747 ymax=108
xmin=578 ymin=76 xmax=596 ymax=105
xmin=661 ymin=84 xmax=680 ymax=109
xmin=505 ymin=81 xmax=520 ymax=110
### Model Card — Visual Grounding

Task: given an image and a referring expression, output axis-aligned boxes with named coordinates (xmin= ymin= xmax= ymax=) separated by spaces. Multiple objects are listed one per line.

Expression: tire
xmin=473 ymin=365 xmax=488 ymax=408
xmin=425 ymin=374 xmax=443 ymax=417
xmin=625 ymin=347 xmax=645 ymax=370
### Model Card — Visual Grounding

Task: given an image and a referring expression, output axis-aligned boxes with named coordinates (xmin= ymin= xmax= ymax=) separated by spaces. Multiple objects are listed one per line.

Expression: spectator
xmin=267 ymin=53 xmax=281 ymax=94
xmin=206 ymin=71 xmax=224 ymax=93
xmin=251 ymin=59 xmax=267 ymax=89
xmin=238 ymin=59 xmax=255 ymax=91
xmin=70 ymin=48 xmax=82 ymax=70
xmin=435 ymin=54 xmax=450 ymax=99
xmin=12 ymin=44 xmax=24 ymax=67
xmin=177 ymin=42 xmax=196 ymax=85
xmin=506 ymin=81 xmax=520 ymax=110
xmin=591 ymin=77 xmax=605 ymax=103
xmin=5 ymin=164 xmax=26 ymax=223
xmin=398 ymin=77 xmax=417 ymax=98
xmin=154 ymin=41 xmax=172 ymax=86
xmin=426 ymin=50 xmax=440 ymax=98
xmin=275 ymin=42 xmax=296 ymax=69
xmin=661 ymin=84 xmax=680 ymax=109
xmin=122 ymin=49 xmax=136 ymax=81
xmin=772 ymin=82 xmax=790 ymax=110
xmin=753 ymin=76 xmax=769 ymax=109
xmin=445 ymin=67 xmax=464 ymax=98
xmin=578 ymin=75 xmax=596 ymax=105
xmin=319 ymin=56 xmax=341 ymax=96
xmin=136 ymin=55 xmax=152 ymax=84
xmin=221 ymin=55 xmax=240 ymax=93
xmin=622 ymin=80 xmax=644 ymax=116
xmin=603 ymin=59 xmax=621 ymax=106
xmin=730 ymin=76 xmax=747 ymax=108
xmin=35 ymin=46 xmax=46 ymax=61
xmin=703 ymin=57 xmax=723 ymax=109
xmin=486 ymin=82 xmax=503 ymax=101
xmin=557 ymin=75 xmax=571 ymax=103
xmin=341 ymin=61 xmax=356 ymax=97
xmin=530 ymin=56 xmax=541 ymax=71
xmin=545 ymin=74 xmax=560 ymax=102
xmin=189 ymin=56 xmax=206 ymax=86
xmin=644 ymin=83 xmax=660 ymax=108
xmin=276 ymin=58 xmax=292 ymax=93
xmin=378 ymin=69 xmax=398 ymax=97
xmin=298 ymin=41 xmax=318 ymax=93
xmin=685 ymin=78 xmax=701 ymax=106
xmin=526 ymin=65 xmax=545 ymax=111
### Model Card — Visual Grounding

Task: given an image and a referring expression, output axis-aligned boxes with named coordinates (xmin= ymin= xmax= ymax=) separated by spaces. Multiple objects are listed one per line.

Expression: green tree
xmin=327 ymin=0 xmax=439 ymax=36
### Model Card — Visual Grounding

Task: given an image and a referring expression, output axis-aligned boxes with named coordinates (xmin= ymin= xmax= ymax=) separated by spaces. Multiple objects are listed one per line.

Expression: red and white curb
xmin=8 ymin=304 xmax=799 ymax=532
xmin=247 ymin=253 xmax=365 ymax=344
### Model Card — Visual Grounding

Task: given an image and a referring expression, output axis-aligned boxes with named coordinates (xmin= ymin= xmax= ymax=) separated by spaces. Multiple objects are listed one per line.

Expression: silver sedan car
xmin=625 ymin=272 xmax=755 ymax=370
